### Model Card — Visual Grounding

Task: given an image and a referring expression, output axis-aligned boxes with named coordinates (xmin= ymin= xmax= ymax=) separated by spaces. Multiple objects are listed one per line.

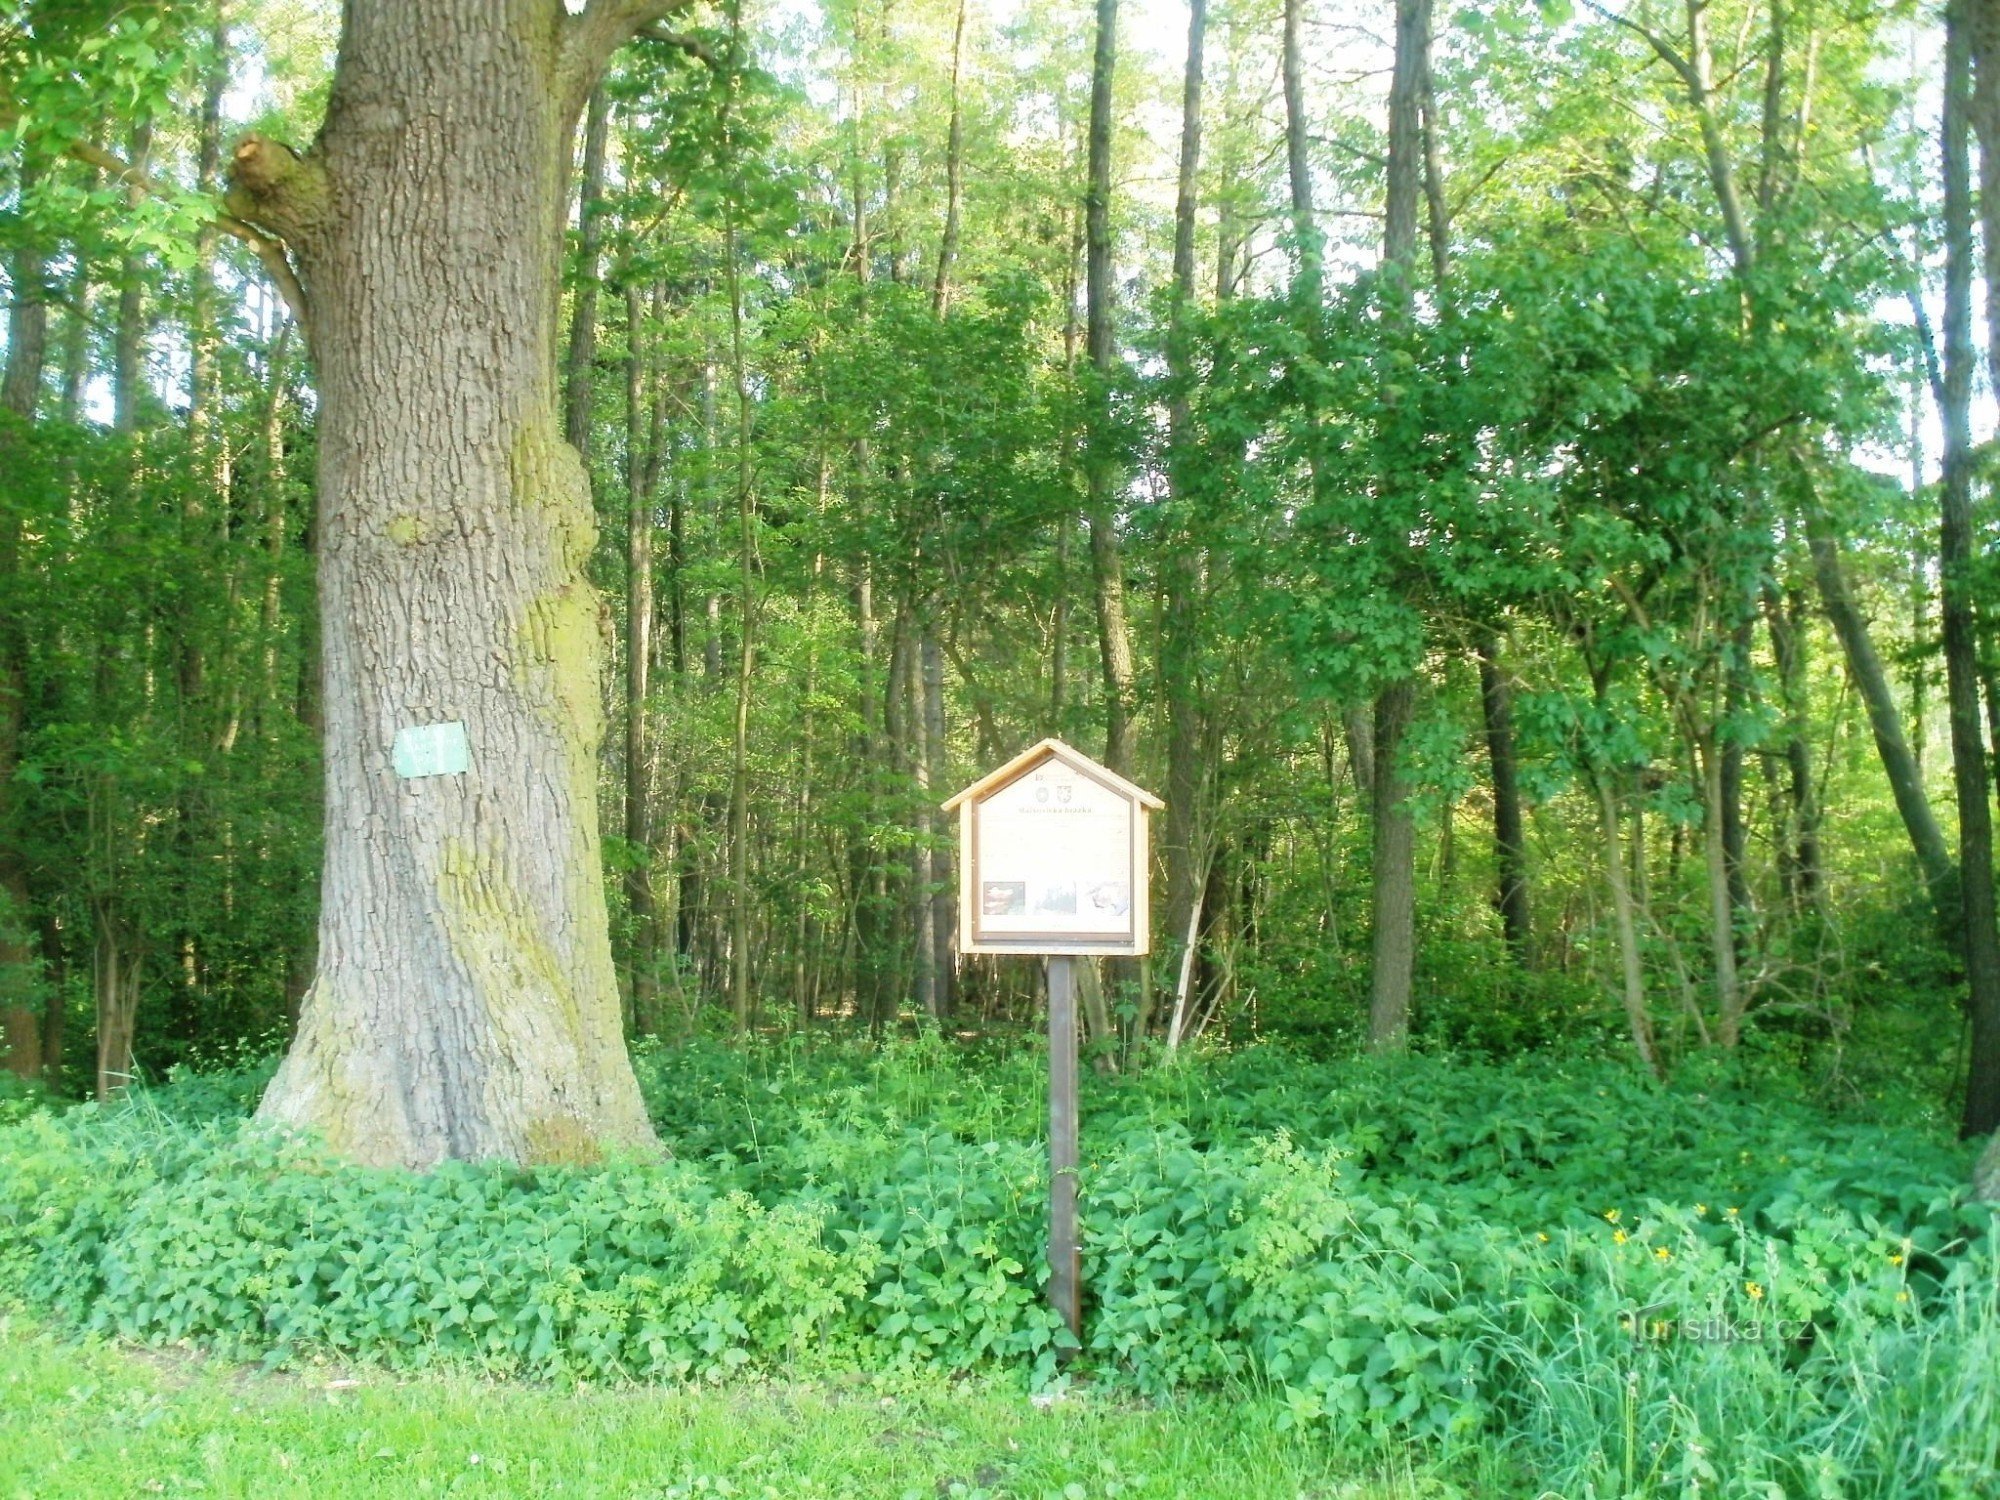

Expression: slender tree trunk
xmin=1943 ymin=1 xmax=2000 ymax=1138
xmin=38 ymin=911 xmax=64 ymax=1084
xmin=910 ymin=615 xmax=938 ymax=1023
xmin=1417 ymin=0 xmax=1449 ymax=289
xmin=1383 ymin=0 xmax=1428 ymax=283
xmin=1281 ymin=0 xmax=1318 ymax=294
xmin=1684 ymin=0 xmax=1754 ymax=276
xmin=57 ymin=253 xmax=91 ymax=425
xmin=851 ymin=565 xmax=890 ymax=1029
xmin=257 ymin=325 xmax=297 ymax=727
xmin=922 ymin=632 xmax=954 ymax=1018
xmin=1052 ymin=187 xmax=1083 ymax=727
xmin=1910 ymin=375 xmax=1931 ymax=784
xmin=564 ymin=84 xmax=611 ymax=455
xmin=1720 ymin=621 xmax=1753 ymax=945
xmin=725 ymin=210 xmax=756 ymax=1035
xmin=1966 ymin=0 xmax=2000 ymax=387
xmin=1084 ymin=0 xmax=1136 ymax=774
xmin=92 ymin=906 xmax=143 ymax=1101
xmin=930 ymin=0 xmax=968 ymax=318
xmin=112 ymin=118 xmax=153 ymax=434
xmin=1596 ymin=774 xmax=1658 ymax=1074
xmin=1159 ymin=0 xmax=1208 ymax=1041
xmin=0 ymin=154 xmax=48 ymax=1080
xmin=1478 ymin=635 xmax=1532 ymax=962
xmin=1699 ymin=730 xmax=1745 ymax=1045
xmin=1368 ymin=680 xmax=1416 ymax=1051
xmin=625 ymin=281 xmax=660 ymax=1035
xmin=884 ymin=607 xmax=916 ymax=1016
xmin=1365 ymin=0 xmax=1430 ymax=1053
xmin=1807 ymin=515 xmax=1955 ymax=918
xmin=241 ymin=0 xmax=665 ymax=1167
xmin=1763 ymin=581 xmax=1821 ymax=910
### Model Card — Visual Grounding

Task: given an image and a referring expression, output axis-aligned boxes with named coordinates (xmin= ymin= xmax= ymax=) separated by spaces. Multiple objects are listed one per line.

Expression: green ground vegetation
xmin=0 ymin=1313 xmax=1425 ymax=1500
xmin=3 ymin=1041 xmax=1997 ymax=1497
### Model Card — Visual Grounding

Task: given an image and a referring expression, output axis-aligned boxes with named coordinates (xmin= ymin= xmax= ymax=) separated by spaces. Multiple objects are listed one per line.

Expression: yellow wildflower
xmin=1745 ymin=1281 xmax=1764 ymax=1301
xmin=1614 ymin=1229 xmax=1628 ymax=1244
xmin=1604 ymin=1209 xmax=1621 ymax=1224
xmin=1694 ymin=1204 xmax=1708 ymax=1217
xmin=1725 ymin=1207 xmax=1739 ymax=1219
xmin=1536 ymin=1232 xmax=1550 ymax=1243
xmin=1897 ymin=1291 xmax=1910 ymax=1303
xmin=1889 ymin=1254 xmax=1904 ymax=1267
xmin=1654 ymin=1248 xmax=1671 ymax=1262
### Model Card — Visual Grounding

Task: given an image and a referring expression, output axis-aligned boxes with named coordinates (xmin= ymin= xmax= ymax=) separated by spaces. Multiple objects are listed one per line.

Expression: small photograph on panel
xmin=1088 ymin=881 xmax=1130 ymax=918
xmin=1035 ymin=881 xmax=1079 ymax=916
xmin=981 ymin=881 xmax=1027 ymax=916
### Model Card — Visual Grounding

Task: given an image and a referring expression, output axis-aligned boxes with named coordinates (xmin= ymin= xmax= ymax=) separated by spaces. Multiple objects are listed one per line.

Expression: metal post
xmin=1047 ymin=954 xmax=1081 ymax=1345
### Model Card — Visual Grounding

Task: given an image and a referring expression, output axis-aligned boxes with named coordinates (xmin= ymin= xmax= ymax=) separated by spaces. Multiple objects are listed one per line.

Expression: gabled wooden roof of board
xmin=941 ymin=737 xmax=1165 ymax=812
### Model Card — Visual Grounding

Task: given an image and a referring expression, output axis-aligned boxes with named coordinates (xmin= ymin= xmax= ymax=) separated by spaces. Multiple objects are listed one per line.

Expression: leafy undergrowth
xmin=2 ymin=1040 xmax=1996 ymax=1497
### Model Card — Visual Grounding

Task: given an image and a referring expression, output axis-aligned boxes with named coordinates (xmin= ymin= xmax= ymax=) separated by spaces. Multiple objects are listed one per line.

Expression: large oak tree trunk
xmin=239 ymin=0 xmax=664 ymax=1167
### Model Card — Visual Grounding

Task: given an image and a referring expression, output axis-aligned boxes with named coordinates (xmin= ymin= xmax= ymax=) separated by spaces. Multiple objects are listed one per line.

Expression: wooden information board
xmin=943 ymin=740 xmax=1163 ymax=1347
xmin=946 ymin=739 xmax=1160 ymax=957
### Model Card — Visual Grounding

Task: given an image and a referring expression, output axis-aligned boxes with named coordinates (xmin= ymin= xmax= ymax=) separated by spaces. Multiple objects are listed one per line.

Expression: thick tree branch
xmin=558 ymin=0 xmax=700 ymax=120
xmin=18 ymin=120 xmax=311 ymax=327
xmin=636 ymin=23 xmax=720 ymax=67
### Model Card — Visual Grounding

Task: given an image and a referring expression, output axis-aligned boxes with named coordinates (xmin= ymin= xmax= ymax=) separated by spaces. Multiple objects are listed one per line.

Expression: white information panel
xmin=949 ymin=740 xmax=1158 ymax=956
xmin=973 ymin=760 xmax=1135 ymax=947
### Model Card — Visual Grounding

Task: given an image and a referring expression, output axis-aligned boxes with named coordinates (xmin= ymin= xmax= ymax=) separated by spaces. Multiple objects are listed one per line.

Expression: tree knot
xmin=225 ymin=134 xmax=331 ymax=248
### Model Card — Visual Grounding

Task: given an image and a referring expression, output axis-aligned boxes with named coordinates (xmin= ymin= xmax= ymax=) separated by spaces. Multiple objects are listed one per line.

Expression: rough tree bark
xmin=234 ymin=0 xmax=673 ymax=1167
xmin=1942 ymin=0 xmax=2000 ymax=1139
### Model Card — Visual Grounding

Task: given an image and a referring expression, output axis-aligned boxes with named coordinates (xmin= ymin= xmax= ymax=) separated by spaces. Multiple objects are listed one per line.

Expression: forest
xmin=2 ymin=0 xmax=2000 ymax=1495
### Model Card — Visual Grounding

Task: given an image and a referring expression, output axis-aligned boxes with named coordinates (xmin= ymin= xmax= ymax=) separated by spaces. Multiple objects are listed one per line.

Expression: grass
xmin=0 ymin=1315 xmax=1449 ymax=1500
